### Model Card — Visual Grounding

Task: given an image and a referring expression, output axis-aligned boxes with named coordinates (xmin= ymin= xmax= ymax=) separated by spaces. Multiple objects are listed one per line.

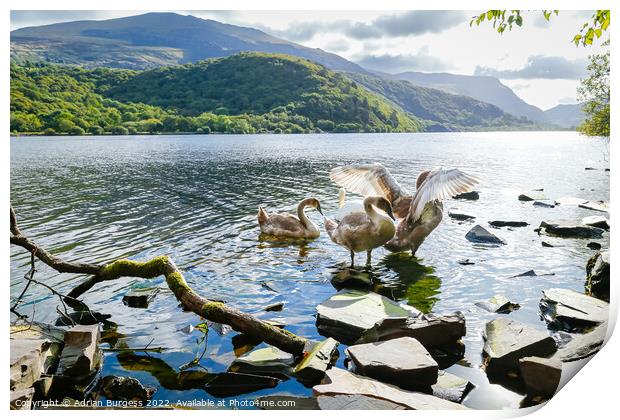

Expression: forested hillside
xmin=10 ymin=53 xmax=422 ymax=135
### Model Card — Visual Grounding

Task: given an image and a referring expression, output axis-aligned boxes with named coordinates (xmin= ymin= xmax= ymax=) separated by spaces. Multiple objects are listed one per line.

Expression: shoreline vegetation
xmin=11 ymin=52 xmax=552 ymax=138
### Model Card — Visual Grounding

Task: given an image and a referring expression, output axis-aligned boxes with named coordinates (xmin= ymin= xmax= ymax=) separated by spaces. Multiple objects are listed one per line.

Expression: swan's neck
xmin=364 ymin=201 xmax=388 ymax=225
xmin=297 ymin=202 xmax=312 ymax=228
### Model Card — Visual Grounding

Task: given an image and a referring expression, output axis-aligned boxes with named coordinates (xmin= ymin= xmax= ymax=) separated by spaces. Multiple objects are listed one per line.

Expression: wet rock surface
xmin=518 ymin=191 xmax=547 ymax=201
xmin=556 ymin=322 xmax=607 ymax=362
xmin=579 ymin=201 xmax=609 ymax=213
xmin=465 ymin=225 xmax=506 ymax=244
xmin=316 ymin=289 xmax=421 ymax=343
xmin=554 ymin=196 xmax=588 ymax=206
xmin=431 ymin=371 xmax=474 ymax=403
xmin=231 ymin=346 xmax=295 ymax=375
xmin=57 ymin=324 xmax=101 ymax=378
xmin=205 ymin=372 xmax=280 ymax=397
xmin=453 ymin=191 xmax=479 ymax=200
xmin=449 ymin=211 xmax=475 ymax=221
xmin=313 ymin=368 xmax=468 ymax=410
xmin=346 ymin=337 xmax=439 ymax=390
xmin=264 ymin=302 xmax=285 ymax=312
xmin=532 ymin=200 xmax=555 ymax=208
xmin=586 ymin=251 xmax=610 ymax=301
xmin=582 ymin=216 xmax=609 ymax=230
xmin=519 ymin=356 xmax=561 ymax=398
xmin=539 ymin=220 xmax=604 ymax=238
xmin=317 ymin=394 xmax=407 ymax=410
xmin=122 ymin=287 xmax=159 ymax=308
xmin=540 ymin=288 xmax=608 ymax=331
xmin=355 ymin=312 xmax=466 ymax=348
xmin=483 ymin=318 xmax=557 ymax=372
xmin=489 ymin=220 xmax=528 ymax=228
xmin=294 ymin=338 xmax=339 ymax=384
xmin=100 ymin=375 xmax=156 ymax=403
xmin=475 ymin=295 xmax=520 ymax=313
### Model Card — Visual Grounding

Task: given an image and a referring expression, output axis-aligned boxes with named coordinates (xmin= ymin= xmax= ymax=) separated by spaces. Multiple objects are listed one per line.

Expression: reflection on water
xmin=10 ymin=132 xmax=609 ymax=409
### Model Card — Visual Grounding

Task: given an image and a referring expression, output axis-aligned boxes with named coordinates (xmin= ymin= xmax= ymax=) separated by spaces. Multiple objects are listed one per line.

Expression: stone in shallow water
xmin=346 ymin=337 xmax=439 ymax=390
xmin=540 ymin=288 xmax=608 ymax=331
xmin=453 ymin=191 xmax=479 ymax=200
xmin=556 ymin=322 xmax=607 ymax=362
xmin=586 ymin=251 xmax=610 ymax=302
xmin=355 ymin=312 xmax=466 ymax=348
xmin=448 ymin=211 xmax=475 ymax=221
xmin=541 ymin=239 xmax=565 ymax=248
xmin=518 ymin=191 xmax=547 ymax=201
xmin=489 ymin=220 xmax=529 ymax=228
xmin=231 ymin=346 xmax=295 ymax=374
xmin=205 ymin=372 xmax=279 ymax=397
xmin=431 ymin=371 xmax=474 ymax=403
xmin=316 ymin=289 xmax=421 ymax=343
xmin=57 ymin=324 xmax=101 ymax=378
xmin=483 ymin=317 xmax=556 ymax=372
xmin=579 ymin=201 xmax=609 ymax=213
xmin=587 ymin=242 xmax=602 ymax=250
xmin=122 ymin=287 xmax=159 ymax=308
xmin=264 ymin=302 xmax=285 ymax=312
xmin=554 ymin=196 xmax=588 ymax=206
xmin=519 ymin=356 xmax=561 ymax=398
xmin=317 ymin=394 xmax=406 ymax=410
xmin=100 ymin=375 xmax=156 ymax=403
xmin=533 ymin=200 xmax=555 ymax=208
xmin=539 ymin=220 xmax=604 ymax=239
xmin=312 ymin=368 xmax=468 ymax=410
xmin=475 ymin=295 xmax=520 ymax=314
xmin=293 ymin=338 xmax=339 ymax=384
xmin=465 ymin=225 xmax=506 ymax=244
xmin=331 ymin=268 xmax=372 ymax=290
xmin=582 ymin=215 xmax=609 ymax=230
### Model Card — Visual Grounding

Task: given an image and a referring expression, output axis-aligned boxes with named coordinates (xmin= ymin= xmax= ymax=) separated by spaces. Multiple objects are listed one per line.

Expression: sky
xmin=10 ymin=10 xmax=608 ymax=110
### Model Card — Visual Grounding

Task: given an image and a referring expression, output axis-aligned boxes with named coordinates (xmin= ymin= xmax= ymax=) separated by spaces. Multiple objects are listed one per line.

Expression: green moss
xmin=99 ymin=256 xmax=170 ymax=280
xmin=199 ymin=301 xmax=226 ymax=317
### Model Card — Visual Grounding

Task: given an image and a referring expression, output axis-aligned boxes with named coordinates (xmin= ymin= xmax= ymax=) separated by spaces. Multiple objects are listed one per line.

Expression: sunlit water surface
xmin=10 ymin=132 xmax=609 ymax=409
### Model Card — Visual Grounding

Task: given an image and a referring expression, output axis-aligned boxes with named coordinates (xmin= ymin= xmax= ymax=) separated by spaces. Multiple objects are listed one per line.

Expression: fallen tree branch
xmin=9 ymin=206 xmax=308 ymax=356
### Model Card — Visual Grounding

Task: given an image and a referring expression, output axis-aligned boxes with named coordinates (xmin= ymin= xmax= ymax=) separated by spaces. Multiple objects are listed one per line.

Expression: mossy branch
xmin=9 ymin=206 xmax=307 ymax=356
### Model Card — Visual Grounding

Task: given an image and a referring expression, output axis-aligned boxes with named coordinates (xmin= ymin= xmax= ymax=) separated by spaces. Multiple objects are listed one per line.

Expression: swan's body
xmin=335 ymin=188 xmax=364 ymax=222
xmin=258 ymin=198 xmax=323 ymax=239
xmin=330 ymin=164 xmax=478 ymax=256
xmin=325 ymin=196 xmax=396 ymax=267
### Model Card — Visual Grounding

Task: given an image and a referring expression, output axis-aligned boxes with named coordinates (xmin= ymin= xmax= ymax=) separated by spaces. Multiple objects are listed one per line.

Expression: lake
xmin=10 ymin=132 xmax=610 ymax=409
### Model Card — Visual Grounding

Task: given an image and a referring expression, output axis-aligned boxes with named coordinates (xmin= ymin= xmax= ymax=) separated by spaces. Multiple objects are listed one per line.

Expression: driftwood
xmin=9 ymin=206 xmax=307 ymax=356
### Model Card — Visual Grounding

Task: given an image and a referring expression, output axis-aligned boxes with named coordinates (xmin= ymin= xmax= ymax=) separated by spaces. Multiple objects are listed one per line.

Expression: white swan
xmin=335 ymin=188 xmax=364 ymax=222
xmin=257 ymin=198 xmax=323 ymax=239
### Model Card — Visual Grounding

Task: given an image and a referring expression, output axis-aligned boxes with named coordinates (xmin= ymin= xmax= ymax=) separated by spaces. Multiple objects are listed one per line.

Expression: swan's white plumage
xmin=330 ymin=163 xmax=407 ymax=204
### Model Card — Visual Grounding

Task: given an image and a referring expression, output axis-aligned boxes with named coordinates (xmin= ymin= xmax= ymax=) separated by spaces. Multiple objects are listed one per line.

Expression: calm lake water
xmin=10 ymin=132 xmax=609 ymax=409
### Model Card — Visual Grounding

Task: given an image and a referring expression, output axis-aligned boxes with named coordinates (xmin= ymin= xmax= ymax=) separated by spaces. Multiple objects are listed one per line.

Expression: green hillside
xmin=348 ymin=73 xmax=539 ymax=131
xmin=10 ymin=53 xmax=422 ymax=135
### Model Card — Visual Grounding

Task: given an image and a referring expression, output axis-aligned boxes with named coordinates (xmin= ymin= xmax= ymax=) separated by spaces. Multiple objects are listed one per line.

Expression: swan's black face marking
xmin=377 ymin=197 xmax=395 ymax=220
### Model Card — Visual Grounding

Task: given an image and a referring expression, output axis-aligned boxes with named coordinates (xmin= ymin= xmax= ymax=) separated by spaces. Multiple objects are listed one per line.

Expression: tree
xmin=578 ymin=40 xmax=610 ymax=137
xmin=471 ymin=10 xmax=610 ymax=47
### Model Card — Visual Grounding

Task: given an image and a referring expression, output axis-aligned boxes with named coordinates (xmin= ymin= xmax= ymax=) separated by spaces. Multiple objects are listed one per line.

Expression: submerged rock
xmin=355 ymin=312 xmax=466 ymax=348
xmin=512 ymin=270 xmax=554 ymax=277
xmin=313 ymin=368 xmax=467 ymax=410
xmin=587 ymin=242 xmax=602 ymax=250
xmin=316 ymin=289 xmax=421 ymax=343
xmin=465 ymin=225 xmax=506 ymax=245
xmin=453 ymin=191 xmax=479 ymax=200
xmin=489 ymin=220 xmax=529 ymax=228
xmin=100 ymin=375 xmax=155 ymax=403
xmin=231 ymin=346 xmax=294 ymax=375
xmin=122 ymin=287 xmax=159 ymax=308
xmin=331 ymin=268 xmax=372 ymax=290
xmin=582 ymin=216 xmax=609 ymax=230
xmin=532 ymin=200 xmax=555 ymax=208
xmin=294 ymin=338 xmax=339 ymax=384
xmin=448 ymin=211 xmax=475 ymax=221
xmin=586 ymin=251 xmax=610 ymax=302
xmin=264 ymin=302 xmax=285 ymax=312
xmin=579 ymin=201 xmax=609 ymax=213
xmin=55 ymin=310 xmax=111 ymax=326
xmin=457 ymin=258 xmax=475 ymax=265
xmin=483 ymin=318 xmax=556 ymax=372
xmin=475 ymin=295 xmax=520 ymax=314
xmin=519 ymin=356 xmax=561 ymax=398
xmin=541 ymin=239 xmax=565 ymax=248
xmin=431 ymin=371 xmax=474 ymax=403
xmin=539 ymin=220 xmax=604 ymax=239
xmin=317 ymin=394 xmax=406 ymax=410
xmin=518 ymin=191 xmax=547 ymax=201
xmin=57 ymin=324 xmax=101 ymax=378
xmin=346 ymin=337 xmax=439 ymax=390
xmin=540 ymin=288 xmax=608 ymax=331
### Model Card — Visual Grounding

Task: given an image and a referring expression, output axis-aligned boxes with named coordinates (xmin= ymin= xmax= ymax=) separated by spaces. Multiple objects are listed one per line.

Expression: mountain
xmin=381 ymin=71 xmax=548 ymax=123
xmin=542 ymin=104 xmax=585 ymax=129
xmin=10 ymin=54 xmax=422 ymax=135
xmin=10 ymin=12 xmax=367 ymax=73
xmin=348 ymin=73 xmax=538 ymax=131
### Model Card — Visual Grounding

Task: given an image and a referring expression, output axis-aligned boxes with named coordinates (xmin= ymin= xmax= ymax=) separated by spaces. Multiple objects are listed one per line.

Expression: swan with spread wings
xmin=330 ymin=163 xmax=479 ymax=256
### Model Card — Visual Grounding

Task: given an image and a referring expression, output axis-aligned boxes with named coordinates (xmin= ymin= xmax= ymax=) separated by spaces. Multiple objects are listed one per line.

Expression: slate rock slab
xmin=431 ymin=371 xmax=474 ymax=403
xmin=539 ymin=220 xmax=604 ymax=238
xmin=205 ymin=372 xmax=279 ymax=397
xmin=316 ymin=289 xmax=421 ymax=343
xmin=448 ymin=211 xmax=475 ymax=221
xmin=465 ymin=225 xmax=506 ymax=244
xmin=586 ymin=251 xmax=610 ymax=302
xmin=317 ymin=394 xmax=407 ymax=410
xmin=100 ymin=375 xmax=156 ymax=403
xmin=554 ymin=196 xmax=588 ymax=206
xmin=355 ymin=312 xmax=466 ymax=348
xmin=533 ymin=200 xmax=555 ymax=208
xmin=556 ymin=322 xmax=607 ymax=362
xmin=231 ymin=346 xmax=295 ymax=375
xmin=475 ymin=295 xmax=520 ymax=314
xmin=540 ymin=288 xmax=608 ymax=331
xmin=122 ymin=287 xmax=159 ymax=308
xmin=483 ymin=317 xmax=556 ymax=372
xmin=519 ymin=356 xmax=561 ymax=398
xmin=453 ymin=191 xmax=479 ymax=200
xmin=313 ymin=368 xmax=468 ymax=410
xmin=579 ymin=201 xmax=609 ymax=213
xmin=294 ymin=337 xmax=339 ymax=384
xmin=582 ymin=216 xmax=609 ymax=230
xmin=346 ymin=337 xmax=439 ymax=390
xmin=57 ymin=324 xmax=101 ymax=378
xmin=518 ymin=191 xmax=547 ymax=201
xmin=489 ymin=220 xmax=529 ymax=228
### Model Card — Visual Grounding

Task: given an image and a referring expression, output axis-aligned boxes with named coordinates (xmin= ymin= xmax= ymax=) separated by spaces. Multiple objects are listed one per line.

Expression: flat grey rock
xmin=453 ymin=191 xmax=479 ymax=200
xmin=489 ymin=220 xmax=529 ymax=228
xmin=556 ymin=322 xmax=607 ymax=362
xmin=539 ymin=220 xmax=604 ymax=238
xmin=540 ymin=288 xmax=608 ymax=330
xmin=431 ymin=371 xmax=474 ymax=403
xmin=448 ymin=211 xmax=475 ymax=221
xmin=316 ymin=289 xmax=421 ymax=343
xmin=519 ymin=191 xmax=547 ymax=201
xmin=57 ymin=324 xmax=101 ymax=378
xmin=346 ymin=337 xmax=439 ymax=389
xmin=355 ymin=312 xmax=466 ymax=348
xmin=313 ymin=368 xmax=468 ymax=410
xmin=293 ymin=337 xmax=339 ymax=383
xmin=579 ymin=201 xmax=609 ymax=213
xmin=465 ymin=225 xmax=506 ymax=244
xmin=533 ymin=200 xmax=555 ymax=208
xmin=582 ymin=216 xmax=609 ymax=230
xmin=555 ymin=196 xmax=588 ymax=206
xmin=519 ymin=356 xmax=561 ymax=398
xmin=483 ymin=317 xmax=556 ymax=372
xmin=234 ymin=346 xmax=294 ymax=368
xmin=475 ymin=295 xmax=520 ymax=313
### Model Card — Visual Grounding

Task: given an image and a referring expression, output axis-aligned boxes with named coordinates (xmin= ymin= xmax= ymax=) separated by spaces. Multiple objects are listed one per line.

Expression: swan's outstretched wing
xmin=410 ymin=168 xmax=479 ymax=222
xmin=329 ymin=163 xmax=407 ymax=204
